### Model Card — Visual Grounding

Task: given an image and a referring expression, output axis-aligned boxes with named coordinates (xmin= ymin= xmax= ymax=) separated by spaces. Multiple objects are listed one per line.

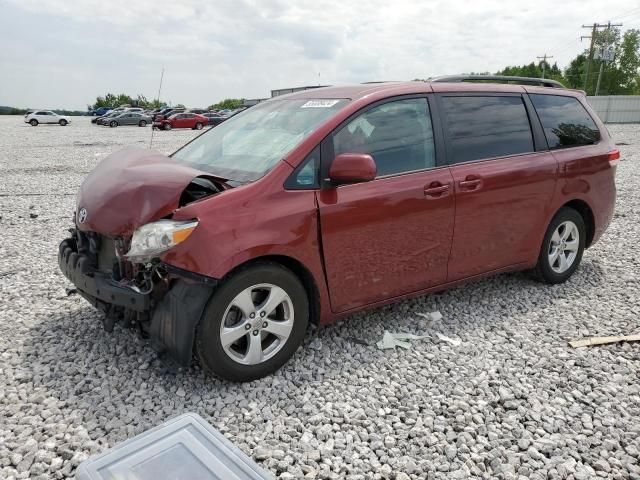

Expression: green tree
xmin=496 ymin=62 xmax=568 ymax=85
xmin=208 ymin=98 xmax=244 ymax=110
xmin=564 ymin=54 xmax=586 ymax=89
xmin=91 ymin=93 xmax=167 ymax=110
xmin=565 ymin=28 xmax=639 ymax=95
xmin=617 ymin=29 xmax=640 ymax=94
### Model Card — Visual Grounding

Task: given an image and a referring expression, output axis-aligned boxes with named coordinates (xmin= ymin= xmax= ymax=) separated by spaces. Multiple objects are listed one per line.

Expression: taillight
xmin=608 ymin=149 xmax=620 ymax=166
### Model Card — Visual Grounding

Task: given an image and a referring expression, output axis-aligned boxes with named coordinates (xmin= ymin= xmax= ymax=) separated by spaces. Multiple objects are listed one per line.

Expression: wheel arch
xmin=222 ymin=254 xmax=322 ymax=328
xmin=560 ymin=199 xmax=595 ymax=248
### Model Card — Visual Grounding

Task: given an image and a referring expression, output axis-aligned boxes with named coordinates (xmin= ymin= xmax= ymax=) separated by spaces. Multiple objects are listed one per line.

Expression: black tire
xmin=110 ymin=121 xmax=117 ymax=128
xmin=139 ymin=120 xmax=147 ymax=127
xmin=59 ymin=119 xmax=68 ymax=126
xmin=164 ymin=123 xmax=172 ymax=130
xmin=532 ymin=207 xmax=586 ymax=284
xmin=196 ymin=262 xmax=309 ymax=382
xmin=194 ymin=122 xmax=203 ymax=130
xmin=30 ymin=119 xmax=38 ymax=126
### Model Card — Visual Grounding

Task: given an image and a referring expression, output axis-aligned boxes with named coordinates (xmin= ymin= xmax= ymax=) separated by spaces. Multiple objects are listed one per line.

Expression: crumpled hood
xmin=76 ymin=147 xmax=218 ymax=236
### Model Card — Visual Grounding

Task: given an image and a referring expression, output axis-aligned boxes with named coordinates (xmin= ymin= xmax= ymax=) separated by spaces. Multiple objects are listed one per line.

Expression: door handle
xmin=458 ymin=176 xmax=482 ymax=191
xmin=424 ymin=183 xmax=450 ymax=198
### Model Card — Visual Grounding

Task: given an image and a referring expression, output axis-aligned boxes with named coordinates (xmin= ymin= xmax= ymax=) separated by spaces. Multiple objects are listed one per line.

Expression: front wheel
xmin=59 ymin=119 xmax=68 ymax=126
xmin=532 ymin=207 xmax=585 ymax=284
xmin=196 ymin=262 xmax=309 ymax=382
xmin=109 ymin=121 xmax=117 ymax=128
xmin=194 ymin=122 xmax=203 ymax=130
xmin=139 ymin=120 xmax=147 ymax=127
xmin=30 ymin=119 xmax=38 ymax=126
xmin=164 ymin=123 xmax=172 ymax=130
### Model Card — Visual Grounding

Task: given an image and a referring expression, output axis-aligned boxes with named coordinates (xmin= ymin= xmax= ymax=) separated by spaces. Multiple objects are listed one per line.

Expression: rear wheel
xmin=30 ymin=119 xmax=38 ymax=126
xmin=109 ymin=121 xmax=118 ymax=128
xmin=59 ymin=119 xmax=68 ymax=126
xmin=196 ymin=262 xmax=309 ymax=382
xmin=532 ymin=207 xmax=585 ymax=284
xmin=139 ymin=120 xmax=147 ymax=127
xmin=194 ymin=122 xmax=203 ymax=130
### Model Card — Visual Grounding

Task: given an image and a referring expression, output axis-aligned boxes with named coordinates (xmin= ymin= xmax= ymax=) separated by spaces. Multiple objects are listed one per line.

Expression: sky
xmin=1 ymin=0 xmax=639 ymax=110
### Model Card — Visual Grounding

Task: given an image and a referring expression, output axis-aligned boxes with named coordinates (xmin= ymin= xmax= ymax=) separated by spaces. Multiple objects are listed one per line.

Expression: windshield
xmin=171 ymin=98 xmax=348 ymax=182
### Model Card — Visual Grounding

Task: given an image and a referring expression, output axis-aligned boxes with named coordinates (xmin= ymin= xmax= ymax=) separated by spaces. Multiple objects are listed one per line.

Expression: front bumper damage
xmin=58 ymin=232 xmax=217 ymax=367
xmin=58 ymin=238 xmax=151 ymax=311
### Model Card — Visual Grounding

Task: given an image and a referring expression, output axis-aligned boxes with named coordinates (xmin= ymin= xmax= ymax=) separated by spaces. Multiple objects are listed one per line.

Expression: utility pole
xmin=581 ymin=22 xmax=622 ymax=94
xmin=537 ymin=54 xmax=553 ymax=78
xmin=581 ymin=23 xmax=597 ymax=92
xmin=595 ymin=21 xmax=620 ymax=96
xmin=595 ymin=59 xmax=605 ymax=95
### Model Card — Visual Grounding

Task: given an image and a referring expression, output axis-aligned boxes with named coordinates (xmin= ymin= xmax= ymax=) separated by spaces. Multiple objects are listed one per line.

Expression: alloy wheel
xmin=219 ymin=283 xmax=294 ymax=365
xmin=548 ymin=220 xmax=580 ymax=273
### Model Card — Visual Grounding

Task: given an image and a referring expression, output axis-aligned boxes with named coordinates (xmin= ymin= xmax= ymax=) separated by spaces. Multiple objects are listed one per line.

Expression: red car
xmin=59 ymin=76 xmax=617 ymax=381
xmin=154 ymin=112 xmax=207 ymax=130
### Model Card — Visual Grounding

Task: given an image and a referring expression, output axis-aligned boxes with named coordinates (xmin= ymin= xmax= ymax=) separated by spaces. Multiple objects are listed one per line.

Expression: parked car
xmin=59 ymin=76 xmax=617 ymax=382
xmin=95 ymin=110 xmax=124 ymax=125
xmin=91 ymin=107 xmax=113 ymax=117
xmin=186 ymin=108 xmax=209 ymax=114
xmin=25 ymin=111 xmax=71 ymax=126
xmin=104 ymin=112 xmax=152 ymax=127
xmin=153 ymin=112 xmax=207 ymax=130
xmin=201 ymin=113 xmax=226 ymax=127
xmin=153 ymin=107 xmax=185 ymax=122
xmin=93 ymin=108 xmax=126 ymax=124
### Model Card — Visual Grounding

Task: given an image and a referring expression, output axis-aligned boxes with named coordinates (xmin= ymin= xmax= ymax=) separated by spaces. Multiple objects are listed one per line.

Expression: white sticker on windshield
xmin=301 ymin=100 xmax=340 ymax=108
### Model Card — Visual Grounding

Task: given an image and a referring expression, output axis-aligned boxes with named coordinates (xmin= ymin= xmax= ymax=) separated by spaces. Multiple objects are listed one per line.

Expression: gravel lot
xmin=0 ymin=116 xmax=639 ymax=480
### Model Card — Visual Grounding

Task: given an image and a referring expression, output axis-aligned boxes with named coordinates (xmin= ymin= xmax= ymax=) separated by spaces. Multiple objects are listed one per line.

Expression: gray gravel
xmin=1 ymin=116 xmax=639 ymax=480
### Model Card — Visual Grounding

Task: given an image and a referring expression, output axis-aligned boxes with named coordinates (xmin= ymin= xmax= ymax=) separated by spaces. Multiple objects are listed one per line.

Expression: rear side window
xmin=529 ymin=94 xmax=600 ymax=149
xmin=440 ymin=96 xmax=534 ymax=164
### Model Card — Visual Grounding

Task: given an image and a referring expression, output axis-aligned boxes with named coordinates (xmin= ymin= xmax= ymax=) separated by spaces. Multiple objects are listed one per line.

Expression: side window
xmin=440 ymin=96 xmax=534 ymax=164
xmin=529 ymin=94 xmax=600 ymax=149
xmin=332 ymin=98 xmax=435 ymax=177
xmin=285 ymin=146 xmax=320 ymax=189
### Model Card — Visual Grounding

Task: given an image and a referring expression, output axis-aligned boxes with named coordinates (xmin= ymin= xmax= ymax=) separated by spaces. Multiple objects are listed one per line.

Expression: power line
xmin=540 ymin=6 xmax=638 ymax=64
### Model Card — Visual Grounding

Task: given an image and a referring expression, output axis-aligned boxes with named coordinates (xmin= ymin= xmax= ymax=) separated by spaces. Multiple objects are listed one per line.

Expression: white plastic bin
xmin=76 ymin=413 xmax=273 ymax=480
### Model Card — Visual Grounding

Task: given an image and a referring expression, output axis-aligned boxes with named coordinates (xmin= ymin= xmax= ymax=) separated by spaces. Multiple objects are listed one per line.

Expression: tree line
xmin=497 ymin=28 xmax=640 ymax=95
xmin=90 ymin=94 xmax=245 ymax=111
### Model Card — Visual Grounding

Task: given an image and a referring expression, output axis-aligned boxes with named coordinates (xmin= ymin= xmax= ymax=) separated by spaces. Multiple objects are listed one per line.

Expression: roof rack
xmin=430 ymin=75 xmax=565 ymax=88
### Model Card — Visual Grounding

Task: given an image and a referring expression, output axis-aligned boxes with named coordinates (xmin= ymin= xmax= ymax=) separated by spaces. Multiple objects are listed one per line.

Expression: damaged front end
xmin=58 ymin=147 xmax=228 ymax=366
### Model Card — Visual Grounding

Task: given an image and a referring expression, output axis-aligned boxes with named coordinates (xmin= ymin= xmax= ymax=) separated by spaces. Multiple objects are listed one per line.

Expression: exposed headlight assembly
xmin=126 ymin=219 xmax=198 ymax=262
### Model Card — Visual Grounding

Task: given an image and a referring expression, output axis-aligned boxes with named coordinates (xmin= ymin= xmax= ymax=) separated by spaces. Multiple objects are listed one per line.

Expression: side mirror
xmin=328 ymin=153 xmax=377 ymax=185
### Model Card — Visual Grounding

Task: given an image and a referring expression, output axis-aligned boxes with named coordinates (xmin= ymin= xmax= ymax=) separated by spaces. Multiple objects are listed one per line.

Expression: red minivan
xmin=59 ymin=76 xmax=618 ymax=381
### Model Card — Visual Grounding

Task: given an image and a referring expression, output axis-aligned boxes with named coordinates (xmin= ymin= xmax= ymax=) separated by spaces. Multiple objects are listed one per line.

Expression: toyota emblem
xmin=78 ymin=208 xmax=88 ymax=224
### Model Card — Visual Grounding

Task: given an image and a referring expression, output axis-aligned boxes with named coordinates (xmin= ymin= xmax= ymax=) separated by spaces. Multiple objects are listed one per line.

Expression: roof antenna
xmin=149 ymin=67 xmax=164 ymax=149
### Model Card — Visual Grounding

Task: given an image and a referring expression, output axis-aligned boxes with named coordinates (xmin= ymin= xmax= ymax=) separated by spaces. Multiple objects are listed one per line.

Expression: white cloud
xmin=0 ymin=0 xmax=638 ymax=109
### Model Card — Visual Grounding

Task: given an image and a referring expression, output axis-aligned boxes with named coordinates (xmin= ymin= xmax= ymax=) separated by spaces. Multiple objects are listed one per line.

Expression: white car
xmin=25 ymin=110 xmax=71 ymax=126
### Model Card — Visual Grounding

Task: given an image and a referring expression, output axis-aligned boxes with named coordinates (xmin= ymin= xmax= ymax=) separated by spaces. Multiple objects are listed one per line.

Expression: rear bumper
xmin=58 ymin=238 xmax=151 ymax=312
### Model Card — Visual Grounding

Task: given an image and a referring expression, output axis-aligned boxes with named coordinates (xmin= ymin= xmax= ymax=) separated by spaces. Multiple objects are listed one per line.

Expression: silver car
xmin=106 ymin=112 xmax=152 ymax=128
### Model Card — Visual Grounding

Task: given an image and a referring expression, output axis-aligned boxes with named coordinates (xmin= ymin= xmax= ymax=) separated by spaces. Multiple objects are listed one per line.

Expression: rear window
xmin=440 ymin=96 xmax=534 ymax=164
xmin=529 ymin=94 xmax=600 ymax=149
